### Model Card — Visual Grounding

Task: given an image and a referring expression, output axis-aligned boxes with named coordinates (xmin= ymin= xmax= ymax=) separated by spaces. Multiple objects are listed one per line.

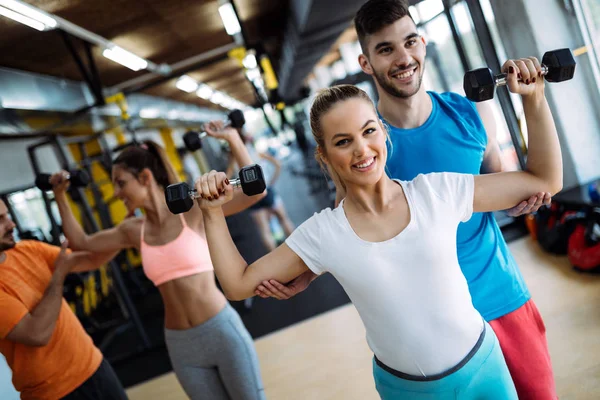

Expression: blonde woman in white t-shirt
xmin=192 ymin=57 xmax=562 ymax=399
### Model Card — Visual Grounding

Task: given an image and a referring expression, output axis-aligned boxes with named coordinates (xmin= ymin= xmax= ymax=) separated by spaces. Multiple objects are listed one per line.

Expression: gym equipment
xmin=463 ymin=48 xmax=576 ymax=102
xmin=35 ymin=169 xmax=91 ymax=191
xmin=525 ymin=214 xmax=537 ymax=241
xmin=165 ymin=164 xmax=266 ymax=214
xmin=183 ymin=109 xmax=246 ymax=151
xmin=568 ymin=209 xmax=600 ymax=272
xmin=535 ymin=202 xmax=586 ymax=255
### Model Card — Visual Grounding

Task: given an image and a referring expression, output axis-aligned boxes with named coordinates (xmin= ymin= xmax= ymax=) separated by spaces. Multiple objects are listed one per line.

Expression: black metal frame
xmin=443 ymin=0 xmax=472 ymax=73
xmin=230 ymin=0 xmax=250 ymax=46
xmin=27 ymin=138 xmax=63 ymax=245
xmin=14 ymin=30 xmax=107 ymax=138
xmin=59 ymin=31 xmax=105 ymax=107
xmin=261 ymin=106 xmax=279 ymax=136
xmin=426 ymin=42 xmax=452 ymax=92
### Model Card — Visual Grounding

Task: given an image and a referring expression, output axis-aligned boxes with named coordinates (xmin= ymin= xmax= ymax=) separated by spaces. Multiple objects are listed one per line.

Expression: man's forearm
xmin=30 ymin=270 xmax=67 ymax=343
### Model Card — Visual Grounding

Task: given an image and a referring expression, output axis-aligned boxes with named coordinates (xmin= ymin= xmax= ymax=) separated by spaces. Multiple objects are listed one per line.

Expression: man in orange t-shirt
xmin=0 ymin=199 xmax=127 ymax=400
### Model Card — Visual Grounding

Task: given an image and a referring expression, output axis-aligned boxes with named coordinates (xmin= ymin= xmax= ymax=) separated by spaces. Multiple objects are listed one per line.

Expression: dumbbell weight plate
xmin=183 ymin=130 xmax=203 ymax=152
xmin=463 ymin=67 xmax=495 ymax=102
xmin=239 ymin=164 xmax=266 ymax=196
xmin=228 ymin=109 xmax=246 ymax=129
xmin=542 ymin=48 xmax=576 ymax=83
xmin=165 ymin=182 xmax=195 ymax=214
xmin=70 ymin=169 xmax=91 ymax=187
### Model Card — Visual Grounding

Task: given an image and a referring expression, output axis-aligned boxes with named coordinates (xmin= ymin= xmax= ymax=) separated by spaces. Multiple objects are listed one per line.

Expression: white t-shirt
xmin=285 ymin=172 xmax=484 ymax=376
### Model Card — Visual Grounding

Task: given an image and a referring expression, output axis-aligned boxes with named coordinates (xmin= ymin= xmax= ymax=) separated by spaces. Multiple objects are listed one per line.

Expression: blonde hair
xmin=309 ymin=84 xmax=390 ymax=191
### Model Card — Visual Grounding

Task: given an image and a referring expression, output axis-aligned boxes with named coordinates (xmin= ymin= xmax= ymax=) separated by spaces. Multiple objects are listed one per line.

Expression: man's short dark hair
xmin=354 ymin=0 xmax=414 ymax=54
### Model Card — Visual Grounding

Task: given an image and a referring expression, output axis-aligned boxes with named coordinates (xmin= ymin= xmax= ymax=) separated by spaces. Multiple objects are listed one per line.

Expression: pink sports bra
xmin=140 ymin=214 xmax=213 ymax=287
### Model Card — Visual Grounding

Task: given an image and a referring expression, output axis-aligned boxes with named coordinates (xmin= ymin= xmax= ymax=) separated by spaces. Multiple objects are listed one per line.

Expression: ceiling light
xmin=245 ymin=67 xmax=261 ymax=82
xmin=196 ymin=84 xmax=214 ymax=100
xmin=221 ymin=97 xmax=236 ymax=109
xmin=0 ymin=0 xmax=57 ymax=30
xmin=0 ymin=5 xmax=44 ymax=31
xmin=180 ymin=111 xmax=197 ymax=120
xmin=167 ymin=110 xmax=180 ymax=120
xmin=210 ymin=92 xmax=226 ymax=105
xmin=175 ymin=75 xmax=199 ymax=93
xmin=140 ymin=108 xmax=161 ymax=119
xmin=243 ymin=53 xmax=257 ymax=69
xmin=103 ymin=46 xmax=148 ymax=71
xmin=218 ymin=3 xmax=241 ymax=36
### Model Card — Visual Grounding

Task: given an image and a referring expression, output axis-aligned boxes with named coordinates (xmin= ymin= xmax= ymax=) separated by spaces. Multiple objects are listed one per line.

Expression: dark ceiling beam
xmin=122 ymin=52 xmax=231 ymax=95
xmin=109 ymin=42 xmax=238 ymax=95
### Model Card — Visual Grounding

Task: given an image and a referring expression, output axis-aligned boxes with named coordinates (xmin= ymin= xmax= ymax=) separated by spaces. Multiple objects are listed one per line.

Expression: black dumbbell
xmin=183 ymin=109 xmax=246 ymax=152
xmin=165 ymin=164 xmax=266 ymax=214
xmin=463 ymin=48 xmax=576 ymax=102
xmin=35 ymin=169 xmax=90 ymax=191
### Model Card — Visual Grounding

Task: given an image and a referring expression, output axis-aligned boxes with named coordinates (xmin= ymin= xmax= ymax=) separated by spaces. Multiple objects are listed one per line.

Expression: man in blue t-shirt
xmin=255 ymin=0 xmax=556 ymax=398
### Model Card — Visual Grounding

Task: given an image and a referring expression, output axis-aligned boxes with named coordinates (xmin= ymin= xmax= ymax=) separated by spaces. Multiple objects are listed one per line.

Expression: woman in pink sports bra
xmin=51 ymin=121 xmax=267 ymax=400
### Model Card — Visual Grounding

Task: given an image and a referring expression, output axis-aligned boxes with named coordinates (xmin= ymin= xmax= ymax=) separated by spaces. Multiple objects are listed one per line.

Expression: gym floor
xmin=124 ymin=236 xmax=600 ymax=399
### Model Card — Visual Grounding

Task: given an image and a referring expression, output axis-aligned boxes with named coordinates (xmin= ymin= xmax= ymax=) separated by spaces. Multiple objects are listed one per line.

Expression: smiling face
xmin=0 ymin=200 xmax=17 ymax=252
xmin=359 ymin=16 xmax=427 ymax=99
xmin=111 ymin=165 xmax=150 ymax=213
xmin=318 ymin=97 xmax=388 ymax=189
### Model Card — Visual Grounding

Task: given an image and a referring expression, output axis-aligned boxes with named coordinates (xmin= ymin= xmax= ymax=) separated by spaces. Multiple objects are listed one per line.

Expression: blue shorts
xmin=373 ymin=322 xmax=517 ymax=399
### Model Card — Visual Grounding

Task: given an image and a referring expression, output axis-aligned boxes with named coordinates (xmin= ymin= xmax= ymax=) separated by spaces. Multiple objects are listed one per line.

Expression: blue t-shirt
xmin=383 ymin=91 xmax=530 ymax=321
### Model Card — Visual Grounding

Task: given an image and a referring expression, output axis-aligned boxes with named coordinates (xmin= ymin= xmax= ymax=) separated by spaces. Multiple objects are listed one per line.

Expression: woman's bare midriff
xmin=158 ymin=271 xmax=228 ymax=330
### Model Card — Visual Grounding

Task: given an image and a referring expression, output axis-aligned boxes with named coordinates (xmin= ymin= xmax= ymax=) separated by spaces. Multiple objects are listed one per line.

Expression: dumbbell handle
xmin=494 ymin=64 xmax=549 ymax=87
xmin=187 ymin=178 xmax=243 ymax=199
xmin=198 ymin=118 xmax=236 ymax=138
xmin=39 ymin=172 xmax=72 ymax=181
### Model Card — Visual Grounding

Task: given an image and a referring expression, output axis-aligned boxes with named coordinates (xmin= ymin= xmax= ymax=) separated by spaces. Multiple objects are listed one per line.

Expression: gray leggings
xmin=165 ymin=303 xmax=266 ymax=400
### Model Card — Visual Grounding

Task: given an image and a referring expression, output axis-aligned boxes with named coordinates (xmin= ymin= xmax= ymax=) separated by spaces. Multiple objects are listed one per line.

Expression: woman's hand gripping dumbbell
xmin=183 ymin=109 xmax=246 ymax=152
xmin=165 ymin=164 xmax=266 ymax=214
xmin=37 ymin=169 xmax=90 ymax=191
xmin=463 ymin=48 xmax=576 ymax=102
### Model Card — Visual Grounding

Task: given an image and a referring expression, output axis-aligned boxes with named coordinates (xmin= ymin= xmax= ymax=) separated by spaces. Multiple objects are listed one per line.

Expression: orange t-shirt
xmin=0 ymin=241 xmax=102 ymax=400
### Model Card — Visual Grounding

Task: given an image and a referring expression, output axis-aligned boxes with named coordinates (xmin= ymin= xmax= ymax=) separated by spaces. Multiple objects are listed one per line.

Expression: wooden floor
xmin=126 ymin=237 xmax=600 ymax=400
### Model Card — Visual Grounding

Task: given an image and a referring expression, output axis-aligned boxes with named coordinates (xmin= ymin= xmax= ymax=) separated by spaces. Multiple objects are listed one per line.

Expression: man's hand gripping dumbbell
xmin=165 ymin=164 xmax=266 ymax=214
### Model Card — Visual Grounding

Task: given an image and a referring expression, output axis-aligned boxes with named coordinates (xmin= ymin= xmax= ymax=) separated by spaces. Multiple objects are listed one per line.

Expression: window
xmin=573 ymin=0 xmax=600 ymax=95
xmin=455 ymin=0 xmax=524 ymax=171
xmin=8 ymin=188 xmax=60 ymax=242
